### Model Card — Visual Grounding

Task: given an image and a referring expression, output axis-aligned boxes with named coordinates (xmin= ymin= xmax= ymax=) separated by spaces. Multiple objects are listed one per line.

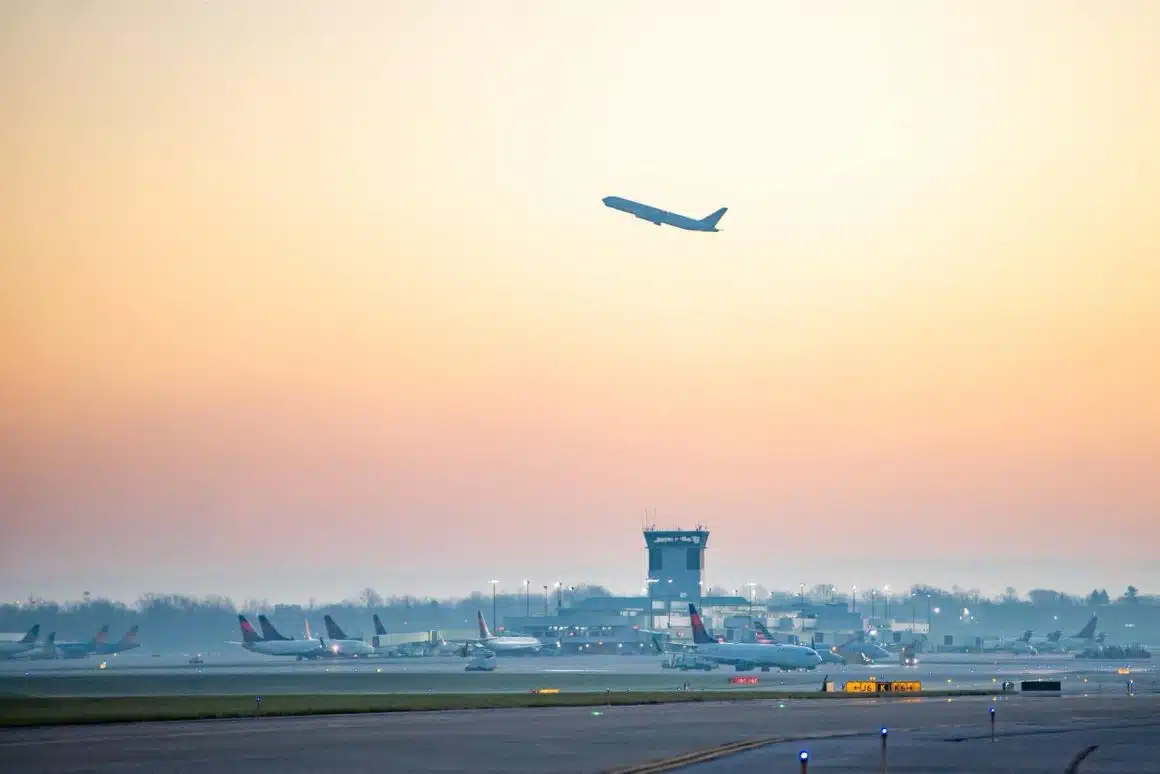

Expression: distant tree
xmin=1087 ymin=589 xmax=1110 ymax=606
xmin=1027 ymin=589 xmax=1061 ymax=607
xmin=910 ymin=585 xmax=948 ymax=599
xmin=1122 ymin=585 xmax=1140 ymax=604
xmin=810 ymin=584 xmax=834 ymax=602
xmin=1002 ymin=586 xmax=1019 ymax=603
xmin=359 ymin=588 xmax=384 ymax=608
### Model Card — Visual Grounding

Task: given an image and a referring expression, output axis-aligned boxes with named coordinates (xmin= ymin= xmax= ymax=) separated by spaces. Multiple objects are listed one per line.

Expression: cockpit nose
xmin=601 ymin=196 xmax=612 ymax=205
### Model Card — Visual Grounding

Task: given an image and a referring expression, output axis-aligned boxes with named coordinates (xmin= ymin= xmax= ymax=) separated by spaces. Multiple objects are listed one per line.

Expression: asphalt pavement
xmin=1 ymin=694 xmax=1155 ymax=773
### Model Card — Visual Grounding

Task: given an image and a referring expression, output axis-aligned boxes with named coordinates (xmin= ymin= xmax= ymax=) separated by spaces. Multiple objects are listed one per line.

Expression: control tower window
xmin=686 ymin=547 xmax=701 ymax=570
xmin=649 ymin=548 xmax=662 ymax=572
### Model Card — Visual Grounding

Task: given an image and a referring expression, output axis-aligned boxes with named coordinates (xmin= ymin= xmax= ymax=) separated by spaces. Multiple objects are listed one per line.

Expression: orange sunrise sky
xmin=2 ymin=1 xmax=1158 ymax=603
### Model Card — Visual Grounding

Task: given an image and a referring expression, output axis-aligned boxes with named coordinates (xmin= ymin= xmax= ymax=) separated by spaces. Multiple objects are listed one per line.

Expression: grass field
xmin=0 ymin=689 xmax=994 ymax=727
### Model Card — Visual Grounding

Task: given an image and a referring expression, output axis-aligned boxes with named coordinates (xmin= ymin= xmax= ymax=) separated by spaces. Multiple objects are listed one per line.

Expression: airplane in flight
xmin=464 ymin=611 xmax=541 ymax=655
xmin=602 ymin=196 xmax=727 ymax=232
xmin=234 ymin=615 xmax=328 ymax=660
xmin=322 ymin=615 xmax=375 ymax=658
xmin=0 ymin=625 xmax=40 ymax=659
xmin=686 ymin=604 xmax=822 ymax=672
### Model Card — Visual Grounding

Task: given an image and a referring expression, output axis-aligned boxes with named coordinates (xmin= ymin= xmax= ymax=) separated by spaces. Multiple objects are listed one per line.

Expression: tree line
xmin=1 ymin=583 xmax=1155 ymax=650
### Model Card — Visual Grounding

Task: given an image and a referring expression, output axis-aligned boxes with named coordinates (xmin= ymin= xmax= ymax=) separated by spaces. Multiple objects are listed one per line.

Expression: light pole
xmin=871 ymin=589 xmax=876 ymax=618
xmin=542 ymin=585 xmax=549 ymax=616
xmin=884 ymin=585 xmax=891 ymax=619
xmin=852 ymin=585 xmax=858 ymax=613
xmin=747 ymin=582 xmax=757 ymax=635
xmin=926 ymin=594 xmax=932 ymax=631
xmin=524 ymin=580 xmax=530 ymax=617
xmin=800 ymin=583 xmax=806 ymax=606
xmin=489 ymin=580 xmax=499 ymax=633
xmin=555 ymin=581 xmax=562 ymax=611
xmin=646 ymin=578 xmax=658 ymax=631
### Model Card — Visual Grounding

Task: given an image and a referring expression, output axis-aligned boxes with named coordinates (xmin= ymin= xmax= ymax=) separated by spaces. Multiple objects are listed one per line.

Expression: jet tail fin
xmin=94 ymin=624 xmax=110 ymax=646
xmin=1075 ymin=616 xmax=1098 ymax=640
xmin=238 ymin=615 xmax=263 ymax=644
xmin=20 ymin=624 xmax=40 ymax=644
xmin=258 ymin=615 xmax=292 ymax=641
xmin=373 ymin=614 xmax=387 ymax=636
xmin=324 ymin=615 xmax=349 ymax=641
xmin=687 ymin=604 xmax=715 ymax=645
xmin=700 ymin=207 xmax=727 ymax=228
xmin=476 ymin=611 xmax=492 ymax=640
xmin=120 ymin=626 xmax=139 ymax=646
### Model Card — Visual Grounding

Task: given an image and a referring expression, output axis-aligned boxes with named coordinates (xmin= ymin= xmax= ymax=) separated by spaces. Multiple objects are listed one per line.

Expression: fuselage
xmin=816 ymin=648 xmax=847 ymax=665
xmin=481 ymin=636 xmax=542 ymax=654
xmin=56 ymin=641 xmax=98 ymax=659
xmin=325 ymin=638 xmax=376 ymax=658
xmin=836 ymin=642 xmax=892 ymax=662
xmin=602 ymin=196 xmax=721 ymax=232
xmin=243 ymin=639 xmax=328 ymax=658
xmin=0 ymin=641 xmax=38 ymax=658
xmin=692 ymin=641 xmax=822 ymax=671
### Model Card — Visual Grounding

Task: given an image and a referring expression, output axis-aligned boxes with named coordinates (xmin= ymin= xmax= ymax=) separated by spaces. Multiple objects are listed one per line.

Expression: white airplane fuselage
xmin=243 ymin=639 xmax=327 ymax=658
xmin=480 ymin=636 xmax=541 ymax=654
xmin=326 ymin=638 xmax=375 ymax=658
xmin=692 ymin=641 xmax=822 ymax=671
xmin=0 ymin=641 xmax=37 ymax=659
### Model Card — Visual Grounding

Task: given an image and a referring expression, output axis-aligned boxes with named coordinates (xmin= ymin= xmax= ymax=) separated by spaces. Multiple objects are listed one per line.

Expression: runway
xmin=2 ymin=653 xmax=1154 ymax=697
xmin=1 ymin=695 xmax=1156 ymax=773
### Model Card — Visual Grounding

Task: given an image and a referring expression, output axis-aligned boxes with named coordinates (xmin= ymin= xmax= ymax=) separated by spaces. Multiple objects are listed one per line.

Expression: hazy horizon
xmin=4 ymin=2 xmax=1159 ymax=604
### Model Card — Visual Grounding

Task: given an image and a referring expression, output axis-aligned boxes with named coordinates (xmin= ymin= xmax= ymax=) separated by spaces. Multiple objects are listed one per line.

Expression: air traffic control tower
xmin=644 ymin=526 xmax=708 ymax=629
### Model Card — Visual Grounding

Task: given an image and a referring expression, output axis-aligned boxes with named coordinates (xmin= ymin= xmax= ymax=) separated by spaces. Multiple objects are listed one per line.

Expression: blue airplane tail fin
xmin=701 ymin=207 xmax=727 ymax=228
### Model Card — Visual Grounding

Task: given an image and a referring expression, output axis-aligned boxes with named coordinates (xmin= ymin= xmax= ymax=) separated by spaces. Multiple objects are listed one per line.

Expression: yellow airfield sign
xmin=843 ymin=680 xmax=923 ymax=693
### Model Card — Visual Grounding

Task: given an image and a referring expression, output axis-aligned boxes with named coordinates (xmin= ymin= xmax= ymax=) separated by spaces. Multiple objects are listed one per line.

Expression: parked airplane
xmin=57 ymin=624 xmax=110 ymax=659
xmin=982 ymin=630 xmax=1038 ymax=655
xmin=370 ymin=614 xmax=399 ymax=656
xmin=0 ymin=625 xmax=40 ymax=659
xmin=833 ymin=632 xmax=892 ymax=664
xmin=602 ymin=196 xmax=727 ymax=232
xmin=19 ymin=632 xmax=59 ymax=660
xmin=95 ymin=626 xmax=140 ymax=656
xmin=1025 ymin=629 xmax=1065 ymax=652
xmin=1049 ymin=616 xmax=1100 ymax=652
xmin=234 ymin=615 xmax=328 ymax=660
xmin=807 ymin=638 xmax=849 ymax=666
xmin=464 ymin=611 xmax=541 ymax=655
xmin=323 ymin=615 xmax=375 ymax=658
xmin=687 ymin=605 xmax=822 ymax=672
xmin=369 ymin=614 xmax=442 ymax=656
